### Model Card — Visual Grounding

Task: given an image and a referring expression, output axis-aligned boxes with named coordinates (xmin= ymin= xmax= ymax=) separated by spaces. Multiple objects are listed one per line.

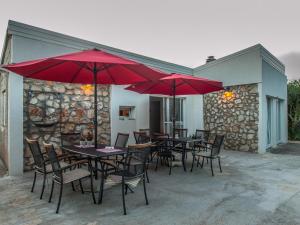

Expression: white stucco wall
xmin=193 ymin=46 xmax=262 ymax=86
xmin=111 ymin=85 xmax=150 ymax=145
xmin=259 ymin=60 xmax=288 ymax=152
xmin=184 ymin=95 xmax=204 ymax=135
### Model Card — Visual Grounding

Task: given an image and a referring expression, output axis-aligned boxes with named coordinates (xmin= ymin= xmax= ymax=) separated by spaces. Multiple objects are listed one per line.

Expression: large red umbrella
xmin=2 ymin=49 xmax=168 ymax=147
xmin=126 ymin=73 xmax=223 ymax=138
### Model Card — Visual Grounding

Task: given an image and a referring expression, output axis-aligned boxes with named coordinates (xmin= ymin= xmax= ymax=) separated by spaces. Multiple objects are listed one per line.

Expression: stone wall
xmin=23 ymin=79 xmax=111 ymax=170
xmin=203 ymin=84 xmax=259 ymax=152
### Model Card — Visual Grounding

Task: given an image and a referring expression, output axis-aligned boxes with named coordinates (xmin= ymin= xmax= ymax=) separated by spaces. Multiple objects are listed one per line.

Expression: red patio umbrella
xmin=2 ymin=49 xmax=168 ymax=147
xmin=126 ymin=73 xmax=223 ymax=138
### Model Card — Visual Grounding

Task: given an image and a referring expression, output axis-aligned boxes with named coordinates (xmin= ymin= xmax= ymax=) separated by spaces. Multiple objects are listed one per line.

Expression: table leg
xmin=94 ymin=158 xmax=98 ymax=180
xmin=182 ymin=143 xmax=187 ymax=172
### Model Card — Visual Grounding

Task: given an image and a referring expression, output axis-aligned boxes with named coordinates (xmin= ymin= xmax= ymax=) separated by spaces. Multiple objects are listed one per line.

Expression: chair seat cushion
xmin=105 ymin=174 xmax=142 ymax=188
xmin=62 ymin=168 xmax=90 ymax=184
xmin=195 ymin=151 xmax=216 ymax=158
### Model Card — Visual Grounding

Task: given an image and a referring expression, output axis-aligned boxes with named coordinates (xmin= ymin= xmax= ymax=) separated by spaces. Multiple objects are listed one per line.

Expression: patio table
xmin=62 ymin=145 xmax=127 ymax=180
xmin=154 ymin=137 xmax=202 ymax=171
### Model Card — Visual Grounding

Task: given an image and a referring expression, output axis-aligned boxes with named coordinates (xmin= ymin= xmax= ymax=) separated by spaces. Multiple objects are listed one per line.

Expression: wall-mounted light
xmin=81 ymin=84 xmax=93 ymax=95
xmin=223 ymin=87 xmax=234 ymax=100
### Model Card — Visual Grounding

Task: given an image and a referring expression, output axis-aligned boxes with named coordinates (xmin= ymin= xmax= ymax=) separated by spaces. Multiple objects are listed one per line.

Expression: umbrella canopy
xmin=2 ymin=49 xmax=168 ymax=147
xmin=126 ymin=73 xmax=223 ymax=138
xmin=126 ymin=73 xmax=223 ymax=95
xmin=3 ymin=49 xmax=166 ymax=84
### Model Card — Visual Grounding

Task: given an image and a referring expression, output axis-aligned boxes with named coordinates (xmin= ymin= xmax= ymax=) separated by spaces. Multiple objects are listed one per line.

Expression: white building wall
xmin=111 ymin=85 xmax=149 ymax=145
xmin=184 ymin=95 xmax=204 ymax=135
xmin=260 ymin=60 xmax=288 ymax=152
xmin=193 ymin=46 xmax=262 ymax=86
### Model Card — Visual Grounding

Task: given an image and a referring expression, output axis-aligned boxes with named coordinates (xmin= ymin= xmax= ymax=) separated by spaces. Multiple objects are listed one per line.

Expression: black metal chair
xmin=134 ymin=131 xmax=146 ymax=144
xmin=190 ymin=135 xmax=225 ymax=176
xmin=44 ymin=143 xmax=96 ymax=213
xmin=195 ymin=130 xmax=210 ymax=142
xmin=153 ymin=135 xmax=175 ymax=175
xmin=115 ymin=133 xmax=130 ymax=148
xmin=194 ymin=130 xmax=210 ymax=150
xmin=175 ymin=128 xmax=188 ymax=138
xmin=25 ymin=138 xmax=69 ymax=200
xmin=100 ymin=133 xmax=130 ymax=175
xmin=98 ymin=144 xmax=151 ymax=215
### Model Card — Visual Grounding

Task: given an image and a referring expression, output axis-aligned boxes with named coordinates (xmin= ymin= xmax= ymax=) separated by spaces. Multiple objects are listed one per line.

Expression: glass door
xmin=163 ymin=97 xmax=184 ymax=136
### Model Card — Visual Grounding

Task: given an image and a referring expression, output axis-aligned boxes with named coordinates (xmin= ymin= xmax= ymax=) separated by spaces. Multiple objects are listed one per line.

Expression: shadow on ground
xmin=270 ymin=142 xmax=300 ymax=155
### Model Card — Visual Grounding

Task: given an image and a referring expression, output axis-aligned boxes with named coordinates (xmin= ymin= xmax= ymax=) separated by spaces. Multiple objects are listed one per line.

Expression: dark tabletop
xmin=62 ymin=145 xmax=127 ymax=158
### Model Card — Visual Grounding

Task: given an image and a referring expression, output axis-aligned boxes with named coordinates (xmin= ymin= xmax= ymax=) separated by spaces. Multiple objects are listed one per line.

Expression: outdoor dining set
xmin=1 ymin=48 xmax=225 ymax=215
xmin=25 ymin=128 xmax=224 ymax=215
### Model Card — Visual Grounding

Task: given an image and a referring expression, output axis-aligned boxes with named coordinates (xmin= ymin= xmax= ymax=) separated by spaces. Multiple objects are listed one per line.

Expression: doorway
xmin=149 ymin=97 xmax=163 ymax=134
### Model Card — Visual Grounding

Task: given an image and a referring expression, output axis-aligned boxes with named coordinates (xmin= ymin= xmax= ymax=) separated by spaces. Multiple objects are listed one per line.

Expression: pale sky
xmin=0 ymin=0 xmax=299 ymax=79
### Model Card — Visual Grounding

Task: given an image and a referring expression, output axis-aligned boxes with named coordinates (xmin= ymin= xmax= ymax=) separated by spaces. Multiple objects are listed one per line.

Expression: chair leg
xmin=31 ymin=171 xmax=37 ymax=192
xmin=79 ymin=179 xmax=84 ymax=194
xmin=169 ymin=158 xmax=172 ymax=175
xmin=197 ymin=157 xmax=200 ymax=167
xmin=125 ymin=185 xmax=128 ymax=195
xmin=210 ymin=158 xmax=214 ymax=176
xmin=98 ymin=173 xmax=105 ymax=204
xmin=40 ymin=173 xmax=46 ymax=199
xmin=71 ymin=182 xmax=75 ymax=191
xmin=218 ymin=157 xmax=222 ymax=173
xmin=143 ymin=175 xmax=149 ymax=205
xmin=190 ymin=155 xmax=195 ymax=172
xmin=90 ymin=176 xmax=96 ymax=204
xmin=48 ymin=180 xmax=54 ymax=203
xmin=155 ymin=156 xmax=159 ymax=171
xmin=122 ymin=181 xmax=127 ymax=215
xmin=145 ymin=168 xmax=150 ymax=183
xmin=201 ymin=157 xmax=205 ymax=168
xmin=56 ymin=184 xmax=63 ymax=214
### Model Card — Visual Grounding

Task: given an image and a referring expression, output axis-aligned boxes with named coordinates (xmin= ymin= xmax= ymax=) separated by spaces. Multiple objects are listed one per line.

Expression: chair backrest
xmin=114 ymin=133 xmax=129 ymax=148
xmin=61 ymin=132 xmax=81 ymax=146
xmin=25 ymin=138 xmax=45 ymax=169
xmin=44 ymin=142 xmax=63 ymax=181
xmin=139 ymin=129 xmax=150 ymax=136
xmin=175 ymin=128 xmax=188 ymax=138
xmin=124 ymin=145 xmax=151 ymax=177
xmin=211 ymin=135 xmax=225 ymax=156
xmin=133 ymin=131 xmax=147 ymax=144
xmin=195 ymin=130 xmax=210 ymax=141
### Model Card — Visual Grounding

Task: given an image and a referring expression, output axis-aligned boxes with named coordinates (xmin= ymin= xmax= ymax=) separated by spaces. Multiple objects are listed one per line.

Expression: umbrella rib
xmin=140 ymin=80 xmax=162 ymax=94
xmin=105 ymin=65 xmax=116 ymax=83
xmin=25 ymin=60 xmax=66 ymax=77
xmin=70 ymin=63 xmax=86 ymax=83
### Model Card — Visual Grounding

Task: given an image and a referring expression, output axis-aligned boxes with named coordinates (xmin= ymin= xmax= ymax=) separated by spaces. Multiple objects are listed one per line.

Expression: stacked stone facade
xmin=203 ymin=84 xmax=259 ymax=152
xmin=23 ymin=79 xmax=111 ymax=170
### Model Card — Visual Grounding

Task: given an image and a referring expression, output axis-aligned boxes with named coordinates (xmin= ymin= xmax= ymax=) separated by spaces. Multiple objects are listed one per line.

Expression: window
xmin=163 ymin=97 xmax=185 ymax=135
xmin=119 ymin=106 xmax=135 ymax=120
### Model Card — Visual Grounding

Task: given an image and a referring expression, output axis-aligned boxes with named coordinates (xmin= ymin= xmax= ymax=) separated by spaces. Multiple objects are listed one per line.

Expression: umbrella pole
xmin=172 ymin=80 xmax=176 ymax=139
xmin=93 ymin=64 xmax=98 ymax=148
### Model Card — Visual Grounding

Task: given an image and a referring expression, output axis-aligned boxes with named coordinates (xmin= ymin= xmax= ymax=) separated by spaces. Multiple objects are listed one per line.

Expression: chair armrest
xmin=60 ymin=159 xmax=89 ymax=170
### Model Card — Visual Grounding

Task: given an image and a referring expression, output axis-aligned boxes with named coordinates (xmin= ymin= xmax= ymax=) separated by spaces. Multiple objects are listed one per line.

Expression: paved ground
xmin=1 ymin=149 xmax=300 ymax=225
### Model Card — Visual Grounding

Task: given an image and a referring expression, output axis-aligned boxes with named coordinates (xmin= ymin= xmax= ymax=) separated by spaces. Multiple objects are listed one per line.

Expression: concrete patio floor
xmin=1 ymin=150 xmax=300 ymax=225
